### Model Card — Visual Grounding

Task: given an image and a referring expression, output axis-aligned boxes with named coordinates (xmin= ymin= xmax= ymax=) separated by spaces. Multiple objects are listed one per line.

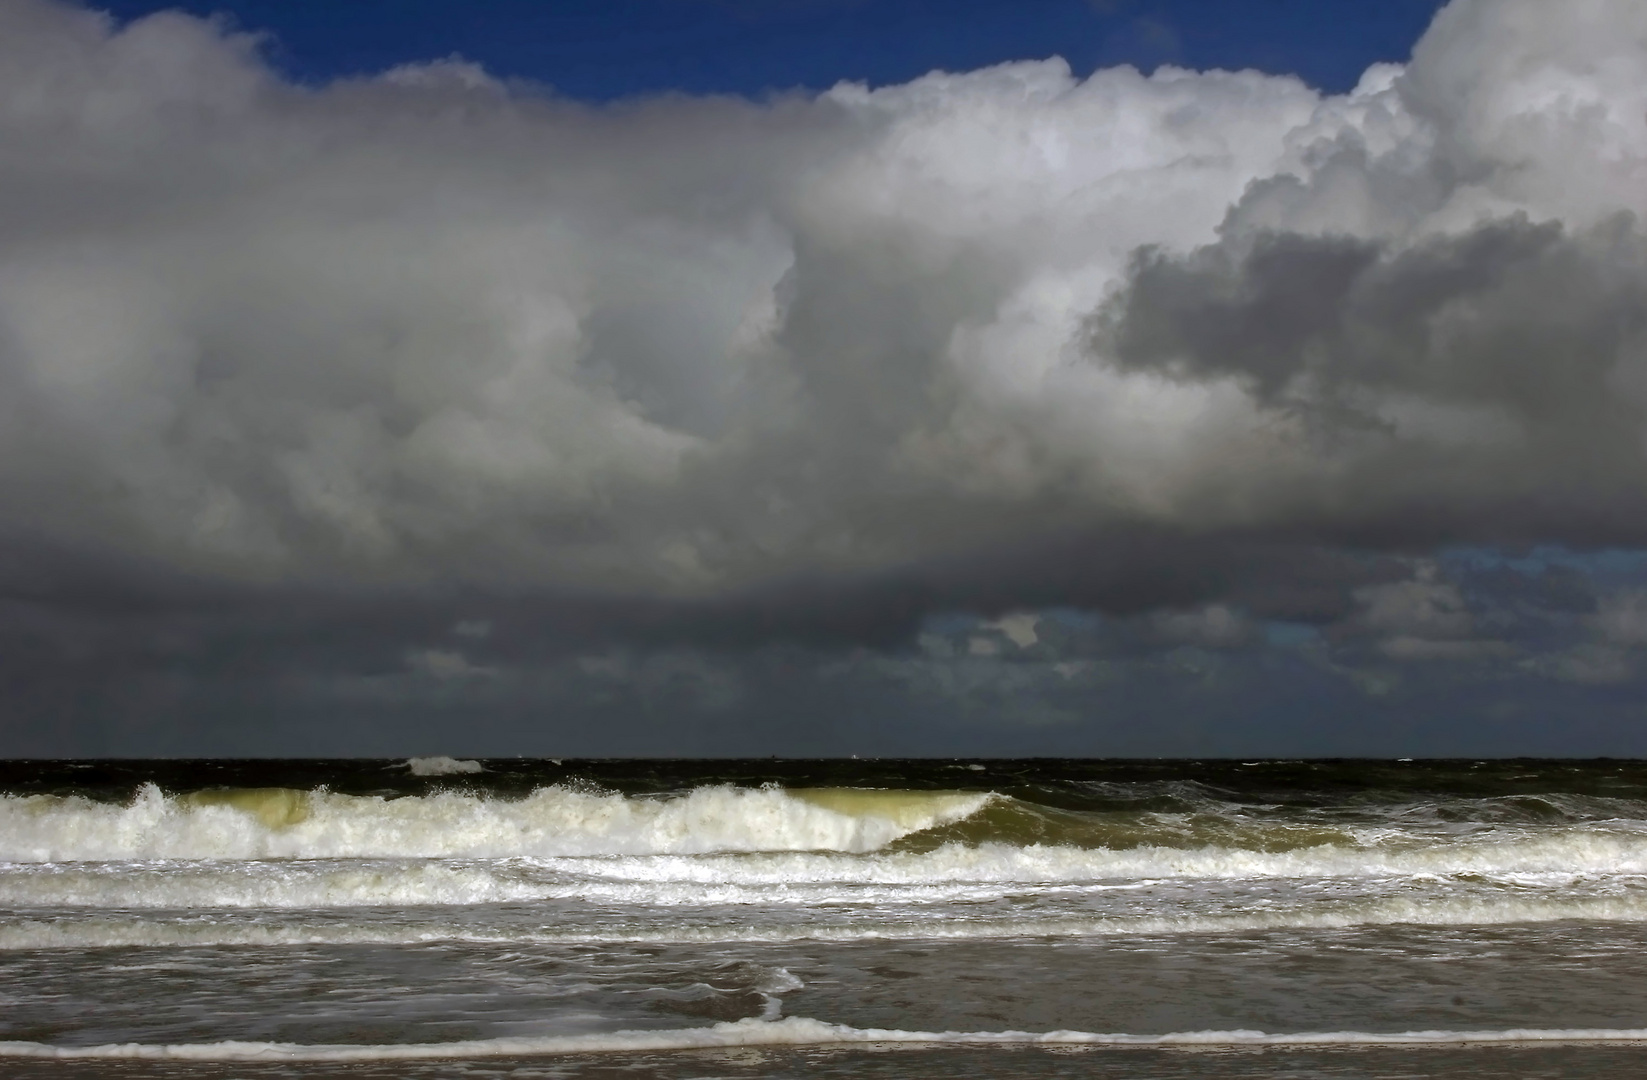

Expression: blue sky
xmin=94 ymin=0 xmax=1445 ymax=99
xmin=3 ymin=0 xmax=1647 ymax=757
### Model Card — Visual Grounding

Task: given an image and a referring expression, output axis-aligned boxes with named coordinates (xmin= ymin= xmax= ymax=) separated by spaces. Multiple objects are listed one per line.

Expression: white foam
xmin=7 ymin=849 xmax=1647 ymax=911
xmin=3 ymin=1016 xmax=1645 ymax=1060
xmin=6 ymin=890 xmax=1647 ymax=950
xmin=403 ymin=757 xmax=484 ymax=776
xmin=0 ymin=785 xmax=991 ymax=861
xmin=528 ymin=832 xmax=1647 ymax=884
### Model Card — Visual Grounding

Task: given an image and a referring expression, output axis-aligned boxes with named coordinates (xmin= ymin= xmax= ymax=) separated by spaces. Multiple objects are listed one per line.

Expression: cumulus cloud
xmin=1 ymin=0 xmax=1636 ymax=600
xmin=3 ymin=0 xmax=1647 ymax=750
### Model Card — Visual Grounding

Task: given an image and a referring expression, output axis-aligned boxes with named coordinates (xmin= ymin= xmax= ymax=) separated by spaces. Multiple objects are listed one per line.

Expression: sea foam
xmin=8 ymin=890 xmax=1647 ymax=949
xmin=4 ymin=1016 xmax=1647 ymax=1060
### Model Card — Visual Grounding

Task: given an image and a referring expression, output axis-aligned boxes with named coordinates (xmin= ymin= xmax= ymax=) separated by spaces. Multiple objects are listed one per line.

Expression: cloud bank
xmin=2 ymin=0 xmax=1647 ymax=752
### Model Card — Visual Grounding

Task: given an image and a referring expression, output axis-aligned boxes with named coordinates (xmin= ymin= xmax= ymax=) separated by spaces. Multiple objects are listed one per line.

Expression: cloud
xmin=1354 ymin=563 xmax=1474 ymax=639
xmin=981 ymin=612 xmax=1041 ymax=649
xmin=1523 ymin=643 xmax=1634 ymax=685
xmin=1593 ymin=590 xmax=1647 ymax=647
xmin=1523 ymin=588 xmax=1647 ymax=683
xmin=1095 ymin=216 xmax=1647 ymax=545
xmin=2 ymin=0 xmax=1647 ymax=750
xmin=1145 ymin=604 xmax=1256 ymax=649
xmin=0 ymin=0 xmax=1353 ymax=609
xmin=405 ymin=648 xmax=496 ymax=680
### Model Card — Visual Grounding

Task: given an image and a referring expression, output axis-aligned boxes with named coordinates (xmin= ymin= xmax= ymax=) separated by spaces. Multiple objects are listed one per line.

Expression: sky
xmin=4 ymin=0 xmax=1647 ymax=758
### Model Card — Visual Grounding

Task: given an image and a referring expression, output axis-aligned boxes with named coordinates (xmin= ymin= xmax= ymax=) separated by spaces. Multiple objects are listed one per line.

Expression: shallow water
xmin=3 ymin=758 xmax=1647 ymax=1077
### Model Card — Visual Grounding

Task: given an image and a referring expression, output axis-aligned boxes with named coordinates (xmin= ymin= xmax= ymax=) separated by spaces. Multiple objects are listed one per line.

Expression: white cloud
xmin=981 ymin=612 xmax=1041 ymax=648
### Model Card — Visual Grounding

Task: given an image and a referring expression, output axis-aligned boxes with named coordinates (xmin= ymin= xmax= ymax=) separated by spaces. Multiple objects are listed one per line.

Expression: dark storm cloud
xmin=1094 ymin=214 xmax=1647 ymax=557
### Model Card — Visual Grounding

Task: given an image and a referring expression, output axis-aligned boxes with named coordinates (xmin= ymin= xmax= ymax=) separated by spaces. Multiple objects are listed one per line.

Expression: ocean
xmin=2 ymin=758 xmax=1646 ymax=1079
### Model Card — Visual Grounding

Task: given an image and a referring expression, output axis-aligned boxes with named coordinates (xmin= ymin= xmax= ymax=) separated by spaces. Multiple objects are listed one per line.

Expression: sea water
xmin=1 ymin=758 xmax=1646 ymax=1078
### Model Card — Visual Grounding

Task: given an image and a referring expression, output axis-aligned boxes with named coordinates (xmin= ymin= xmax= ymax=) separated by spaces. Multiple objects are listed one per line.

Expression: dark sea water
xmin=3 ymin=758 xmax=1647 ymax=1078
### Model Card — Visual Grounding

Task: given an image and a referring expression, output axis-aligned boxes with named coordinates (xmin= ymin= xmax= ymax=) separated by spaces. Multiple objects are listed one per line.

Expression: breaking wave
xmin=3 ymin=783 xmax=1647 ymax=880
xmin=0 ymin=784 xmax=992 ymax=862
xmin=402 ymin=757 xmax=484 ymax=777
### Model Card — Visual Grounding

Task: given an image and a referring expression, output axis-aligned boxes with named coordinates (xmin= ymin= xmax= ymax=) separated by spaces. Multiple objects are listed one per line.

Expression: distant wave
xmin=402 ymin=757 xmax=484 ymax=777
xmin=5 ymin=1015 xmax=1647 ymax=1060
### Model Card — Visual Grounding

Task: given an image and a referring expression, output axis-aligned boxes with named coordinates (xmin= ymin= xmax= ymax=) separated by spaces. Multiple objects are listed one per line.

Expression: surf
xmin=6 ymin=1015 xmax=1647 ymax=1060
xmin=0 ymin=783 xmax=994 ymax=862
xmin=10 ymin=889 xmax=1647 ymax=950
xmin=5 ymin=781 xmax=1647 ymax=873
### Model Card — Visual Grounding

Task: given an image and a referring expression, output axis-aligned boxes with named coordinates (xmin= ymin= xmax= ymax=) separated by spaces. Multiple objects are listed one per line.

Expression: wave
xmin=402 ymin=757 xmax=485 ymax=777
xmin=0 ymin=784 xmax=991 ymax=862
xmin=9 ymin=840 xmax=1647 ymax=906
xmin=8 ymin=891 xmax=1647 ymax=949
xmin=5 ymin=783 xmax=1647 ymax=875
xmin=4 ymin=1015 xmax=1647 ymax=1060
xmin=6 ymin=845 xmax=1647 ymax=909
